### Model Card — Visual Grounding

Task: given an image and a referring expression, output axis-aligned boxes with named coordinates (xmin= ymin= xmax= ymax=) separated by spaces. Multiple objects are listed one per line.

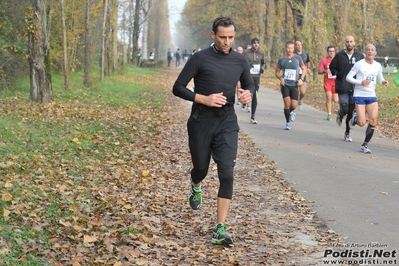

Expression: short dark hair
xmin=212 ymin=16 xmax=236 ymax=33
xmin=327 ymin=45 xmax=335 ymax=52
xmin=285 ymin=40 xmax=294 ymax=47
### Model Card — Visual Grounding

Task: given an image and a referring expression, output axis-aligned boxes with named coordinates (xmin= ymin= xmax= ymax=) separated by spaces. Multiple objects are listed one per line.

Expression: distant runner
xmin=275 ymin=41 xmax=306 ymax=130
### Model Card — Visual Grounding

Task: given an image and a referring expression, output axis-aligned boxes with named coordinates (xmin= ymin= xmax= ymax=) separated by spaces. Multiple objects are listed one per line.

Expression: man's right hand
xmin=280 ymin=77 xmax=285 ymax=86
xmin=238 ymin=89 xmax=252 ymax=104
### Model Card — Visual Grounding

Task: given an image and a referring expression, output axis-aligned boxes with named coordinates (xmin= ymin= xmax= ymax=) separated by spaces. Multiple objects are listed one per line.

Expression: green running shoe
xmin=211 ymin=223 xmax=233 ymax=246
xmin=188 ymin=183 xmax=202 ymax=210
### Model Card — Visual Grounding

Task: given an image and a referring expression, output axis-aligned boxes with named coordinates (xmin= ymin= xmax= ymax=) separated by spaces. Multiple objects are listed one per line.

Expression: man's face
xmin=345 ymin=37 xmax=355 ymax=51
xmin=364 ymin=45 xmax=377 ymax=60
xmin=295 ymin=41 xmax=302 ymax=52
xmin=251 ymin=41 xmax=260 ymax=51
xmin=286 ymin=44 xmax=295 ymax=56
xmin=328 ymin=48 xmax=336 ymax=58
xmin=211 ymin=25 xmax=235 ymax=54
xmin=237 ymin=47 xmax=243 ymax=53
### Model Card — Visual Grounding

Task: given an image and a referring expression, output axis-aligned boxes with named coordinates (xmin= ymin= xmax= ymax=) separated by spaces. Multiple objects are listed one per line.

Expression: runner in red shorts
xmin=318 ymin=46 xmax=338 ymax=121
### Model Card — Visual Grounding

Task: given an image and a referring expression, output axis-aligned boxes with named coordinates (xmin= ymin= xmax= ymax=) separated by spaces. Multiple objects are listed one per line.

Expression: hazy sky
xmin=168 ymin=0 xmax=186 ymax=34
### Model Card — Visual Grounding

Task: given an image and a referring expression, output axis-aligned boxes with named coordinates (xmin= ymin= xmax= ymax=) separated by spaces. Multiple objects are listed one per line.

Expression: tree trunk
xmin=102 ymin=0 xmax=115 ymax=76
xmin=284 ymin=1 xmax=290 ymax=40
xmin=29 ymin=0 xmax=53 ymax=103
xmin=287 ymin=0 xmax=306 ymax=40
xmin=105 ymin=0 xmax=113 ymax=76
xmin=142 ymin=0 xmax=149 ymax=60
xmin=101 ymin=0 xmax=108 ymax=81
xmin=309 ymin=0 xmax=323 ymax=81
xmin=256 ymin=0 xmax=264 ymax=42
xmin=84 ymin=0 xmax=92 ymax=88
xmin=132 ymin=0 xmax=141 ymax=66
xmin=264 ymin=0 xmax=275 ymax=69
xmin=332 ymin=0 xmax=353 ymax=49
xmin=61 ymin=0 xmax=69 ymax=90
xmin=112 ymin=0 xmax=118 ymax=69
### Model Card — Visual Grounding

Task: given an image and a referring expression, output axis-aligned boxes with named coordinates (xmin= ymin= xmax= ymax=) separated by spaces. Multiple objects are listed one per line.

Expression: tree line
xmin=1 ymin=0 xmax=398 ymax=103
xmin=176 ymin=0 xmax=399 ymax=76
xmin=0 ymin=0 xmax=171 ymax=103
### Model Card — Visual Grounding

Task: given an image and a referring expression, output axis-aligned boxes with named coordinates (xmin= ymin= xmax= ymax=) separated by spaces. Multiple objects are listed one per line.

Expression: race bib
xmin=284 ymin=69 xmax=296 ymax=81
xmin=366 ymin=75 xmax=375 ymax=82
xmin=250 ymin=64 xmax=261 ymax=75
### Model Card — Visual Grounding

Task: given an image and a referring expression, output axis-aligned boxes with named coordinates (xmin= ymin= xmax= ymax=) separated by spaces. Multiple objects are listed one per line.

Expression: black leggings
xmin=191 ymin=163 xmax=234 ymax=199
xmin=338 ymin=92 xmax=355 ymax=134
xmin=340 ymin=102 xmax=355 ymax=134
xmin=251 ymin=77 xmax=260 ymax=117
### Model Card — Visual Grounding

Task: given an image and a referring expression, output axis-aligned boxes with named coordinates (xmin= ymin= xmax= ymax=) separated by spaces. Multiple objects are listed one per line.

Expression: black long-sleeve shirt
xmin=172 ymin=46 xmax=255 ymax=107
xmin=329 ymin=49 xmax=364 ymax=94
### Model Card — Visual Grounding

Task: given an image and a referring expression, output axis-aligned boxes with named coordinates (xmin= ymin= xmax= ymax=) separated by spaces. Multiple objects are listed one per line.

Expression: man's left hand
xmin=260 ymin=69 xmax=264 ymax=74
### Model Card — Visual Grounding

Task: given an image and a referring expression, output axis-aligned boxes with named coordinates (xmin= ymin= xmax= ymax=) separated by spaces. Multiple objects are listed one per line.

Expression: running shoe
xmin=298 ymin=100 xmax=303 ymax=111
xmin=290 ymin=111 xmax=296 ymax=122
xmin=327 ymin=113 xmax=332 ymax=121
xmin=250 ymin=117 xmax=258 ymax=124
xmin=349 ymin=113 xmax=357 ymax=129
xmin=336 ymin=110 xmax=342 ymax=126
xmin=360 ymin=145 xmax=371 ymax=154
xmin=247 ymin=106 xmax=251 ymax=113
xmin=241 ymin=104 xmax=246 ymax=112
xmin=344 ymin=133 xmax=352 ymax=142
xmin=285 ymin=122 xmax=291 ymax=130
xmin=211 ymin=223 xmax=233 ymax=246
xmin=188 ymin=183 xmax=202 ymax=210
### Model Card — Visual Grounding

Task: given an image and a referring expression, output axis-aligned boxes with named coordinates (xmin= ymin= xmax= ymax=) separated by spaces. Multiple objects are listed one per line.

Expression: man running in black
xmin=173 ymin=16 xmax=254 ymax=246
xmin=329 ymin=36 xmax=364 ymax=142
xmin=243 ymin=38 xmax=265 ymax=124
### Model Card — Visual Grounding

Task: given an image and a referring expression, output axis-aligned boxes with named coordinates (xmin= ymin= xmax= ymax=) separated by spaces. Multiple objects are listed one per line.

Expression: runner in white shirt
xmin=346 ymin=44 xmax=389 ymax=153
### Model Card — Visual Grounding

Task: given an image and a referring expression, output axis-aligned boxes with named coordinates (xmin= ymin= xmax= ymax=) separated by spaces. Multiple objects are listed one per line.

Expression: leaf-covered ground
xmin=120 ymin=68 xmax=342 ymax=265
xmin=4 ymin=66 xmax=398 ymax=265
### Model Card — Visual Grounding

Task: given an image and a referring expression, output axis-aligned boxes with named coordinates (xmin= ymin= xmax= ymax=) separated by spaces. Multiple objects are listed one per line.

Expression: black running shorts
xmin=281 ymin=85 xmax=299 ymax=100
xmin=187 ymin=111 xmax=239 ymax=170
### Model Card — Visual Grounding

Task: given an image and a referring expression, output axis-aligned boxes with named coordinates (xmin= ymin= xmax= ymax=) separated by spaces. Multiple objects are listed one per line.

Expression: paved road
xmin=236 ymin=86 xmax=399 ymax=251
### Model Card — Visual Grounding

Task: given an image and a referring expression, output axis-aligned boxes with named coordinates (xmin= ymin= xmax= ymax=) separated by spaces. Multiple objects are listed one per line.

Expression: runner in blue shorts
xmin=346 ymin=44 xmax=389 ymax=153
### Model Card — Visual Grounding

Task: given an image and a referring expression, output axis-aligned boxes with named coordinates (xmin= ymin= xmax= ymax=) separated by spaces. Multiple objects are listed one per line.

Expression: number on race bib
xmin=250 ymin=64 xmax=261 ymax=75
xmin=284 ymin=69 xmax=296 ymax=81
